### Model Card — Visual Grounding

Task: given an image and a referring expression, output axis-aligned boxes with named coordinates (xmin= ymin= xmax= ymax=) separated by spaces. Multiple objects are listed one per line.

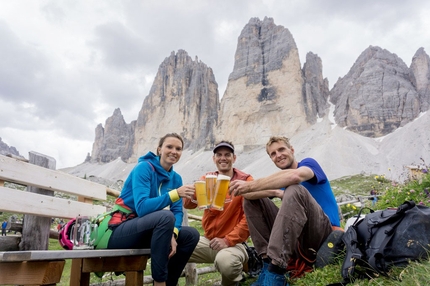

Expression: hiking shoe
xmin=251 ymin=261 xmax=269 ymax=286
xmin=263 ymin=270 xmax=288 ymax=286
xmin=315 ymin=229 xmax=345 ymax=268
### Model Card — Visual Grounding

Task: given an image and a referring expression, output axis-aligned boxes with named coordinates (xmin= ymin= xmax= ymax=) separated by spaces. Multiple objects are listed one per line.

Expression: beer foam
xmin=217 ymin=174 xmax=231 ymax=181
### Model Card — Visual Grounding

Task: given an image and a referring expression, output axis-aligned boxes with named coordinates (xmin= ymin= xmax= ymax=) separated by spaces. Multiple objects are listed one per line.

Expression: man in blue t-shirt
xmin=229 ymin=136 xmax=341 ymax=286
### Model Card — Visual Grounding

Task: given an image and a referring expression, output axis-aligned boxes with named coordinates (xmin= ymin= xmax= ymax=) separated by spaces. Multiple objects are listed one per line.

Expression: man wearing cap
xmin=184 ymin=140 xmax=254 ymax=286
xmin=229 ymin=136 xmax=341 ymax=286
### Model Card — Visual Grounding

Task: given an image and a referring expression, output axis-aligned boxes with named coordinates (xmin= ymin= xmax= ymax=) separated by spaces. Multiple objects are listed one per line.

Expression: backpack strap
xmin=340 ymin=224 xmax=363 ymax=279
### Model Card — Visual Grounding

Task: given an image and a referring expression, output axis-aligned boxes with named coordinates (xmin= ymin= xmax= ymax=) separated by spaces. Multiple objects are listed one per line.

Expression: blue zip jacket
xmin=116 ymin=151 xmax=184 ymax=235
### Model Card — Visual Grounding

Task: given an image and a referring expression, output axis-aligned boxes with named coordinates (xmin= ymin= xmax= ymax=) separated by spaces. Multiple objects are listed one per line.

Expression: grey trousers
xmin=243 ymin=184 xmax=332 ymax=269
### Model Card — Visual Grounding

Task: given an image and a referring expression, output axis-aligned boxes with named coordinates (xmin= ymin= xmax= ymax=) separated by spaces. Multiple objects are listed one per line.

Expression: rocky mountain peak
xmin=129 ymin=49 xmax=219 ymax=162
xmin=217 ymin=17 xmax=315 ymax=146
xmin=90 ymin=108 xmax=135 ymax=163
xmin=409 ymin=47 xmax=430 ymax=111
xmin=0 ymin=137 xmax=23 ymax=158
xmin=302 ymin=52 xmax=330 ymax=121
xmin=330 ymin=45 xmax=421 ymax=137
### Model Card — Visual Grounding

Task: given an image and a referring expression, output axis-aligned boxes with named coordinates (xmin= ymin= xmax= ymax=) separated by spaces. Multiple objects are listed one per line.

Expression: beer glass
xmin=72 ymin=216 xmax=94 ymax=249
xmin=211 ymin=174 xmax=231 ymax=211
xmin=193 ymin=180 xmax=209 ymax=210
xmin=205 ymin=174 xmax=217 ymax=205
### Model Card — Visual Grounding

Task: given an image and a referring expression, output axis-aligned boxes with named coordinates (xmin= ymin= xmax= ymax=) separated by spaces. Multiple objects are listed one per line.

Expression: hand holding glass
xmin=192 ymin=180 xmax=209 ymax=210
xmin=211 ymin=174 xmax=231 ymax=211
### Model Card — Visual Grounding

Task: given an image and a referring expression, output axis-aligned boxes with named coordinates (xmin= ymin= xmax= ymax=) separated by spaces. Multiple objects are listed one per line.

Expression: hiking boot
xmin=251 ymin=261 xmax=269 ymax=286
xmin=263 ymin=270 xmax=288 ymax=286
xmin=315 ymin=229 xmax=345 ymax=268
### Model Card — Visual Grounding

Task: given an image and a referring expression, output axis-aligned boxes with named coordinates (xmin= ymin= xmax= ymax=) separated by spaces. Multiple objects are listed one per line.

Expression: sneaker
xmin=263 ymin=270 xmax=288 ymax=286
xmin=251 ymin=262 xmax=269 ymax=286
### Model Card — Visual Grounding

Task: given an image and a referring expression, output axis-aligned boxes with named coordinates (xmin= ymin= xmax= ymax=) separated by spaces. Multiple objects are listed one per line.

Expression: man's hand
xmin=229 ymin=180 xmax=250 ymax=196
xmin=209 ymin=237 xmax=229 ymax=251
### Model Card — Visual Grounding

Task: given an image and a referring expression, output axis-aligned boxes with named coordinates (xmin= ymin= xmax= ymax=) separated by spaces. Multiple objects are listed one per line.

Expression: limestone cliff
xmin=130 ymin=50 xmax=219 ymax=161
xmin=302 ymin=52 xmax=330 ymax=121
xmin=409 ymin=47 xmax=430 ymax=111
xmin=217 ymin=17 xmax=313 ymax=146
xmin=90 ymin=108 xmax=135 ymax=163
xmin=330 ymin=46 xmax=420 ymax=137
xmin=0 ymin=137 xmax=23 ymax=158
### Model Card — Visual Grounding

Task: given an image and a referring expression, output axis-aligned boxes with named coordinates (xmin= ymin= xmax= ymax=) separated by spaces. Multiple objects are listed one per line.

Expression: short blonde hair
xmin=266 ymin=136 xmax=291 ymax=154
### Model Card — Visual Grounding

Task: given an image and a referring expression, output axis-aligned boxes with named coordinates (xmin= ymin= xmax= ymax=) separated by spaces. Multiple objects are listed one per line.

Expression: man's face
xmin=267 ymin=141 xmax=295 ymax=169
xmin=213 ymin=147 xmax=236 ymax=173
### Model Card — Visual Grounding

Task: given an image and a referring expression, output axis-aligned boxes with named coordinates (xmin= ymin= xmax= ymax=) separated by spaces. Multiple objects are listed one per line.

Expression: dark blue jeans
xmin=108 ymin=210 xmax=199 ymax=285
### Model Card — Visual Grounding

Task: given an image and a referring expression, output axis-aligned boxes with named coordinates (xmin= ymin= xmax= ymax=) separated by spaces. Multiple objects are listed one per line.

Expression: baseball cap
xmin=213 ymin=142 xmax=234 ymax=154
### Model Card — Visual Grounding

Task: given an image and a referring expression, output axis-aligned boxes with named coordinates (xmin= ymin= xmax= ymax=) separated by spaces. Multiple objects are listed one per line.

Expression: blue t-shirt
xmin=298 ymin=158 xmax=340 ymax=227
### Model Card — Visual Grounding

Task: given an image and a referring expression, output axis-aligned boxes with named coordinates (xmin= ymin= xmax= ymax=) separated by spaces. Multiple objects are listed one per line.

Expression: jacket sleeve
xmin=169 ymin=174 xmax=185 ymax=234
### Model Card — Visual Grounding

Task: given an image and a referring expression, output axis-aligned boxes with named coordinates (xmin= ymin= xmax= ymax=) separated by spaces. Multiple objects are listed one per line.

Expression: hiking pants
xmin=108 ymin=210 xmax=199 ymax=285
xmin=244 ymin=184 xmax=332 ymax=269
xmin=188 ymin=236 xmax=248 ymax=286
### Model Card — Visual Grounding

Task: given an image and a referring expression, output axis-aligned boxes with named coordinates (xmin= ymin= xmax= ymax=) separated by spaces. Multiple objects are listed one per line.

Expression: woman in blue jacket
xmin=107 ymin=133 xmax=199 ymax=286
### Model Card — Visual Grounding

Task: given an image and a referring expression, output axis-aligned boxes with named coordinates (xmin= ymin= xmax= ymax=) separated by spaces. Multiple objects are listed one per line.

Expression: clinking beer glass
xmin=205 ymin=174 xmax=217 ymax=206
xmin=211 ymin=174 xmax=231 ymax=211
xmin=193 ymin=180 xmax=209 ymax=210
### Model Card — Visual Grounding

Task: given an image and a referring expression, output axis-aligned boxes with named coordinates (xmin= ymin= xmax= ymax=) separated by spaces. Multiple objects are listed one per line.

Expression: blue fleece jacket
xmin=117 ymin=151 xmax=184 ymax=234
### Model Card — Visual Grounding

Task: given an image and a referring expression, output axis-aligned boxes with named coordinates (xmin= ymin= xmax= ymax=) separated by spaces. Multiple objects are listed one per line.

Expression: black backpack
xmin=339 ymin=201 xmax=430 ymax=283
xmin=242 ymin=242 xmax=263 ymax=277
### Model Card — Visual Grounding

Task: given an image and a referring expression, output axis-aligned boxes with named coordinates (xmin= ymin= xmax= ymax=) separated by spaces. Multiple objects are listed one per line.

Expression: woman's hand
xmin=169 ymin=235 xmax=177 ymax=259
xmin=177 ymin=184 xmax=195 ymax=199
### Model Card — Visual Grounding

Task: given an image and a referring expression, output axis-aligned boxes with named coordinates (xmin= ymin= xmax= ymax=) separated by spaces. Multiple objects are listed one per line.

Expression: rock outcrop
xmin=409 ymin=47 xmax=430 ymax=111
xmin=90 ymin=108 xmax=136 ymax=163
xmin=302 ymin=52 xmax=330 ymax=121
xmin=217 ymin=17 xmax=315 ymax=146
xmin=330 ymin=46 xmax=421 ymax=137
xmin=130 ymin=50 xmax=219 ymax=161
xmin=0 ymin=137 xmax=23 ymax=158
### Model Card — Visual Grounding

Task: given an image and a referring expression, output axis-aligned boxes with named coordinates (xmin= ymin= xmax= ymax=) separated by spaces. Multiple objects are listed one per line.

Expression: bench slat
xmin=0 ymin=260 xmax=65 ymax=285
xmin=0 ymin=154 xmax=106 ymax=200
xmin=0 ymin=249 xmax=151 ymax=262
xmin=0 ymin=186 xmax=106 ymax=219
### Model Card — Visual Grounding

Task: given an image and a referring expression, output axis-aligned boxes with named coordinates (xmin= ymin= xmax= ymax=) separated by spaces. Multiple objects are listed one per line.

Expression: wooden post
xmin=19 ymin=151 xmax=56 ymax=251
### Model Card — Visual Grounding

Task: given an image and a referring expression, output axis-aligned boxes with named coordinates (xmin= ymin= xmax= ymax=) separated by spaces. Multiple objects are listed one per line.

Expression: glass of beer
xmin=205 ymin=174 xmax=217 ymax=206
xmin=211 ymin=174 xmax=231 ymax=211
xmin=193 ymin=180 xmax=209 ymax=210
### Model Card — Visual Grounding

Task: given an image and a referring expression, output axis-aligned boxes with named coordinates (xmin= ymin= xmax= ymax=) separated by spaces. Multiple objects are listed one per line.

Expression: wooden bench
xmin=0 ymin=152 xmax=150 ymax=286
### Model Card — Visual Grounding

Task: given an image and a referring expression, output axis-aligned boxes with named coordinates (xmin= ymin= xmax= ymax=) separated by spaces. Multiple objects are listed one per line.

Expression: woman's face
xmin=158 ymin=136 xmax=183 ymax=170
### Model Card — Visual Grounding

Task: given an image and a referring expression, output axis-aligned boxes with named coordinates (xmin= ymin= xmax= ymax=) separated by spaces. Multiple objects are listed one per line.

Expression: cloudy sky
xmin=1 ymin=0 xmax=429 ymax=168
